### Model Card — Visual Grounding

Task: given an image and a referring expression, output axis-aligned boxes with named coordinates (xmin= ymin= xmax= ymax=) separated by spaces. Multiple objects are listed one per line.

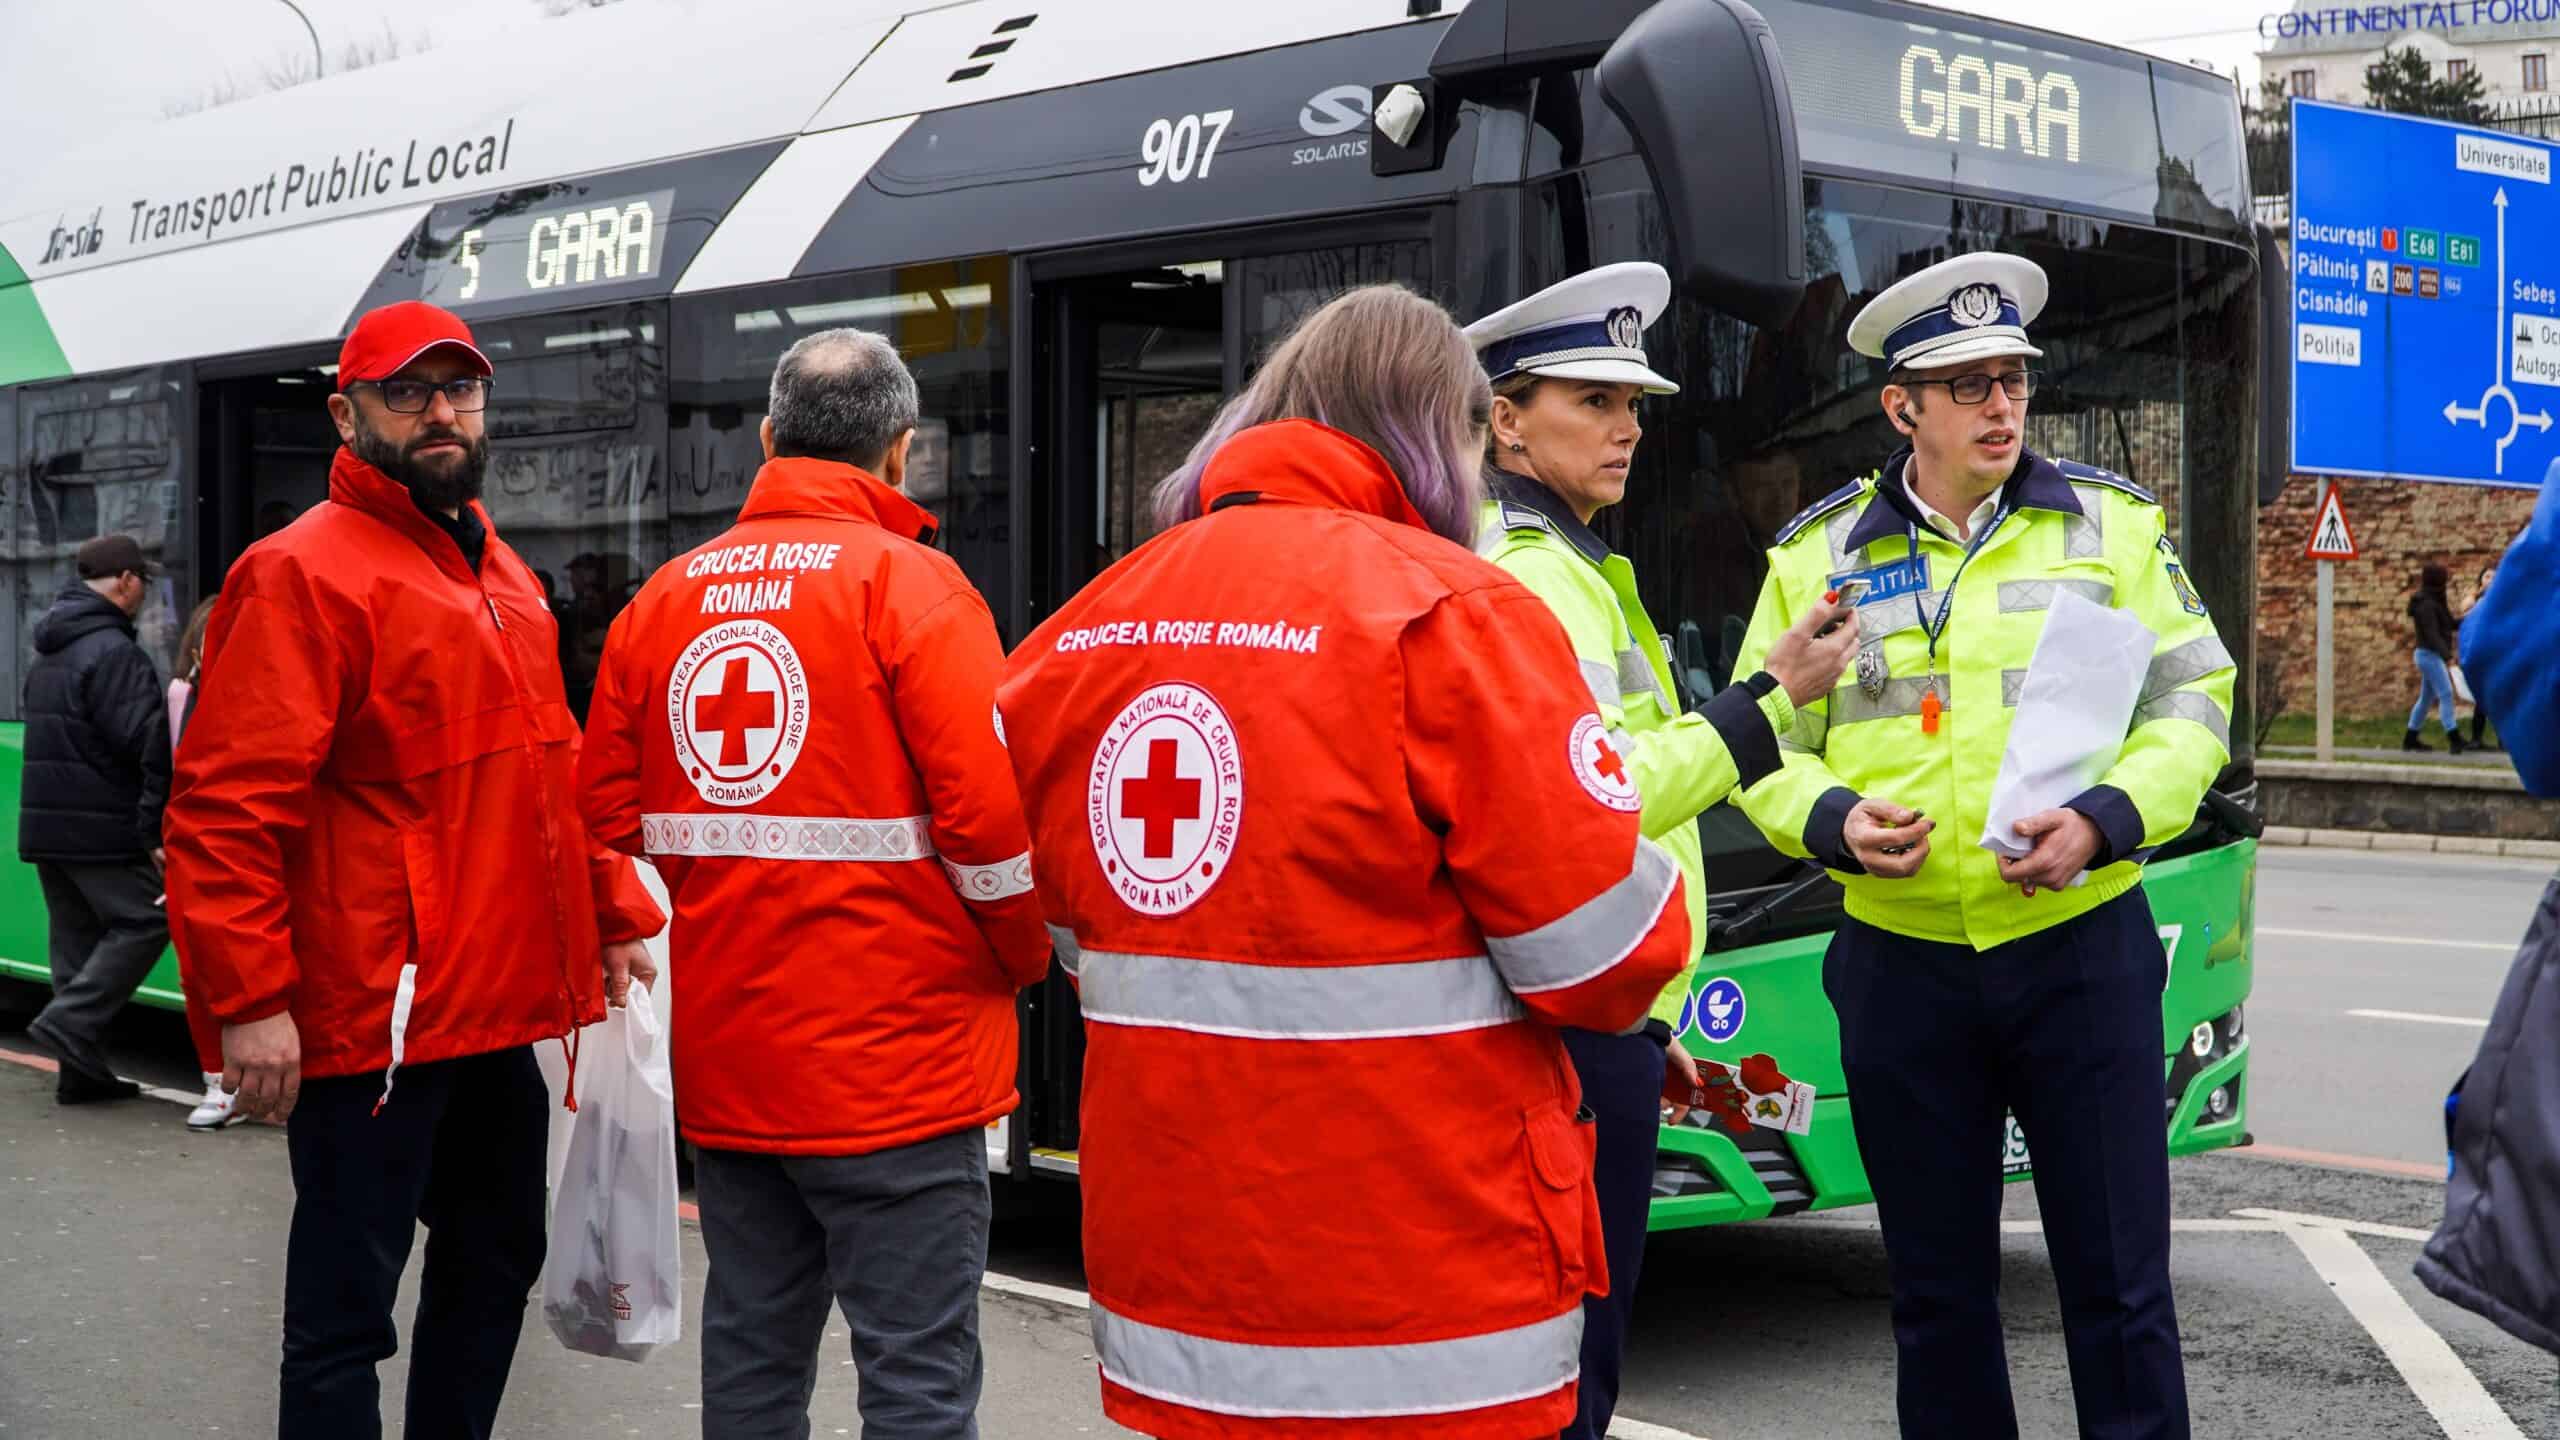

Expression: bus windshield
xmin=1515 ymin=34 xmax=2260 ymax=907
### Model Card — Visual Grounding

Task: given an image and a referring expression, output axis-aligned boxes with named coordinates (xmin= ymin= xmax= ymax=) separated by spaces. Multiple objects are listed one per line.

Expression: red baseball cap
xmin=337 ymin=301 xmax=492 ymax=391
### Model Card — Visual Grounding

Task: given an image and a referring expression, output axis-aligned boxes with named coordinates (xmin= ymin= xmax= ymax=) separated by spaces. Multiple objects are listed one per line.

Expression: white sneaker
xmin=186 ymin=1073 xmax=241 ymax=1131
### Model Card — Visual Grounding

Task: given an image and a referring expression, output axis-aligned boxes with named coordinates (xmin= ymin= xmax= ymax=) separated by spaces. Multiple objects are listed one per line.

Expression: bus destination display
xmin=1749 ymin=0 xmax=2246 ymax=229
xmin=414 ymin=188 xmax=675 ymax=309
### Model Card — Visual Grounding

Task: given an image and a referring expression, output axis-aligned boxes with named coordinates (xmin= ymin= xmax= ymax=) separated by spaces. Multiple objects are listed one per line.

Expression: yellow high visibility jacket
xmin=1734 ymin=449 xmax=2234 ymax=951
xmin=1479 ymin=471 xmax=1795 ymax=1022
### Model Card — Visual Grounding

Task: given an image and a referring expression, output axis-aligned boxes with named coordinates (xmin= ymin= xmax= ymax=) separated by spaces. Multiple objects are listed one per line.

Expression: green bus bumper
xmin=1648 ymin=838 xmax=2257 ymax=1230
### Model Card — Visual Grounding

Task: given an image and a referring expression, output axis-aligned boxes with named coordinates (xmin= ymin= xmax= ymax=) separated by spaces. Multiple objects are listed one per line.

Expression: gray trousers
xmin=30 ymin=858 xmax=168 ymax=1082
xmin=695 ymin=1126 xmax=990 ymax=1440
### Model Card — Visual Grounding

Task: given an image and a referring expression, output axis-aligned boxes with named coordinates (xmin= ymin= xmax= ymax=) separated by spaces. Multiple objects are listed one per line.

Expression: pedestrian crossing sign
xmin=2305 ymin=485 xmax=2360 ymax=562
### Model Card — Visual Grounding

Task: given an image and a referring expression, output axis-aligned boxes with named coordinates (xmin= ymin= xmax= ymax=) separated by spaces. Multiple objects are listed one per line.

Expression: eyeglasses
xmin=351 ymin=377 xmax=494 ymax=413
xmin=1901 ymin=369 xmax=2038 ymax=405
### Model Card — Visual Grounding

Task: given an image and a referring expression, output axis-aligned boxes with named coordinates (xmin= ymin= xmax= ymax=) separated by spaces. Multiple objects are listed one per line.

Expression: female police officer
xmin=1468 ymin=263 xmax=1857 ymax=1440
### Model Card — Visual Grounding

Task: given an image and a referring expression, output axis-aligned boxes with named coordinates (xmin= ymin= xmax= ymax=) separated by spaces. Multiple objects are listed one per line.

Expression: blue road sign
xmin=2292 ymin=99 xmax=2560 ymax=490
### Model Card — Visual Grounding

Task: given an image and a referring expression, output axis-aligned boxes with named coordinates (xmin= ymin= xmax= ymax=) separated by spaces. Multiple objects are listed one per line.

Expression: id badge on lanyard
xmin=1910 ymin=510 xmax=2009 ymax=737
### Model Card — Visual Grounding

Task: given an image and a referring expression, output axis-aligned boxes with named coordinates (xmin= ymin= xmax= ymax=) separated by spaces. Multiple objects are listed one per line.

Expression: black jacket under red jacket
xmin=18 ymin=585 xmax=168 ymax=863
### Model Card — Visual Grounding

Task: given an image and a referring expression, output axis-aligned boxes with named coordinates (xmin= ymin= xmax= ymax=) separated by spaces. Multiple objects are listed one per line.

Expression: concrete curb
xmin=2259 ymin=825 xmax=2560 ymax=860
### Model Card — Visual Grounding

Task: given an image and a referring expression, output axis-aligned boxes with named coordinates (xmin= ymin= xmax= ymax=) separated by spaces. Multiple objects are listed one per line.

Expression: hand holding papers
xmin=1980 ymin=590 xmax=2156 ymax=885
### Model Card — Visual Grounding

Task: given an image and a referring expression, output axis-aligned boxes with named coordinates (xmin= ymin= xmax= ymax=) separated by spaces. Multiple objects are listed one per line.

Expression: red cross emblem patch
xmin=668 ymin=619 xmax=810 ymax=807
xmin=1570 ymin=713 xmax=1642 ymax=813
xmin=1088 ymin=682 xmax=1242 ymax=917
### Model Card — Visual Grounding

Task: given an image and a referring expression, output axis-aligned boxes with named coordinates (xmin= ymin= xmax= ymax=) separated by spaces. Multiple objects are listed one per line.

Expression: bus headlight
xmin=2190 ymin=1022 xmax=2215 ymax=1058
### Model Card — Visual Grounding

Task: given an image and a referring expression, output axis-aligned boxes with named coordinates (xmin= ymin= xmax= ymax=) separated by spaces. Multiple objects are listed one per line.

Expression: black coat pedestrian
xmin=2418 ymin=875 xmax=2560 ymax=1353
xmin=16 ymin=584 xmax=169 ymax=863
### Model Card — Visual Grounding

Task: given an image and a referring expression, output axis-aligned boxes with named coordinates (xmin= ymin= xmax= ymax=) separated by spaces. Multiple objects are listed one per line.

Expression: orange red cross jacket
xmin=997 ymin=420 xmax=1691 ymax=1440
xmin=579 ymin=456 xmax=1049 ymax=1155
xmin=164 ymin=449 xmax=665 ymax=1087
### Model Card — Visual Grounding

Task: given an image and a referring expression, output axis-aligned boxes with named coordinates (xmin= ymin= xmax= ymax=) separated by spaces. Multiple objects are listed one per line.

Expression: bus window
xmin=672 ymin=259 xmax=1012 ymax=622
xmin=10 ymin=370 xmax=190 ymax=691
xmin=216 ymin=368 xmax=340 ymax=550
xmin=1233 ymin=242 xmax=1435 ymax=372
xmin=471 ymin=302 xmax=671 ymax=720
xmin=1095 ymin=264 xmax=1224 ymax=564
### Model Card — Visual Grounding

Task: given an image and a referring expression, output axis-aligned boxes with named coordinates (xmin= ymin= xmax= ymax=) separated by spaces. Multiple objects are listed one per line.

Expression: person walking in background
xmin=18 ymin=533 xmax=171 ymax=1106
xmin=2404 ymin=563 xmax=2470 ymax=754
xmin=2464 ymin=564 xmax=2497 ymax=752
xmin=164 ymin=597 xmax=239 ymax=1130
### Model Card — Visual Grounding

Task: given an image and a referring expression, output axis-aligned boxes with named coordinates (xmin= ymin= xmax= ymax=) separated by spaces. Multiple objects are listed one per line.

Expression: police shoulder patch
xmin=1774 ymin=481 xmax=1868 ymax=546
xmin=2056 ymin=459 xmax=2158 ymax=505
xmin=1497 ymin=500 xmax=1559 ymax=537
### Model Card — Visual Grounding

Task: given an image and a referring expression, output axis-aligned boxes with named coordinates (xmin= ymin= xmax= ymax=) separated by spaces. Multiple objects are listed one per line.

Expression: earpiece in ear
xmin=1898 ymin=409 xmax=1917 ymax=426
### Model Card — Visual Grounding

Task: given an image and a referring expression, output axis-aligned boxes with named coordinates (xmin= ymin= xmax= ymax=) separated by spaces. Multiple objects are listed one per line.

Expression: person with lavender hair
xmin=998 ymin=284 xmax=1694 ymax=1438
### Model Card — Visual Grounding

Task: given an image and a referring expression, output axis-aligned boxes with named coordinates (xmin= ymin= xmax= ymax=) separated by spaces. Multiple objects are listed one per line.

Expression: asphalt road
xmin=1 ymin=844 xmax=2553 ymax=1439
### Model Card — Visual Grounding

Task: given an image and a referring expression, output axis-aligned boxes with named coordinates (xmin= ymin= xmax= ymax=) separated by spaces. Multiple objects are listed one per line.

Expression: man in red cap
xmin=164 ymin=300 xmax=665 ymax=1440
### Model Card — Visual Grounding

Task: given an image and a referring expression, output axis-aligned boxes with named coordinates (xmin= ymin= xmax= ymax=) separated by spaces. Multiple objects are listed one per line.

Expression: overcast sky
xmin=0 ymin=0 xmax=2274 ymax=175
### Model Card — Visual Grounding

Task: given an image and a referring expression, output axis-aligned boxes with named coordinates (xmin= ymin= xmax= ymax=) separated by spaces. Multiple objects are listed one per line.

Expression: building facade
xmin=2258 ymin=4 xmax=2560 ymax=107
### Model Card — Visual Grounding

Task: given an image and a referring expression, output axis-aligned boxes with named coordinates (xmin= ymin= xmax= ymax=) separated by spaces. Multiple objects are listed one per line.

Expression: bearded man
xmin=163 ymin=301 xmax=665 ymax=1440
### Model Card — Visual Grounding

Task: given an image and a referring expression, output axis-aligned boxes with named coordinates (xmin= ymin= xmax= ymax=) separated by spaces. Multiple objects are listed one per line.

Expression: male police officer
xmin=1734 ymin=253 xmax=2233 ymax=1439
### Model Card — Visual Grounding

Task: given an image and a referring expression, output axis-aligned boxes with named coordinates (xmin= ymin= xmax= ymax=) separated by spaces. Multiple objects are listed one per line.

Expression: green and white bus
xmin=0 ymin=0 xmax=2265 ymax=1226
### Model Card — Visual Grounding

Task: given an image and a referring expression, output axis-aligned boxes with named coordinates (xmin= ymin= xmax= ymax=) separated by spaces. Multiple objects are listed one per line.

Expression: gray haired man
xmin=579 ymin=328 xmax=1047 ymax=1438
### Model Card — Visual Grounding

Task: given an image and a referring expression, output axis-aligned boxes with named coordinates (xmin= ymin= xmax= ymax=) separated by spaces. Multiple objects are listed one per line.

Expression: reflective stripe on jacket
xmin=579 ymin=457 xmax=1047 ymax=1156
xmin=1734 ymin=449 xmax=2234 ymax=950
xmin=1476 ymin=470 xmax=1793 ymax=1021
xmin=166 ymin=449 xmax=665 ymax=1082
xmin=998 ymin=420 xmax=1689 ymax=1439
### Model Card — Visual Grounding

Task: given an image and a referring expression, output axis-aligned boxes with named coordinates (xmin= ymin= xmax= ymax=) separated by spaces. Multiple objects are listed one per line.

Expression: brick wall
xmin=2257 ymin=473 xmax=2536 ymax=724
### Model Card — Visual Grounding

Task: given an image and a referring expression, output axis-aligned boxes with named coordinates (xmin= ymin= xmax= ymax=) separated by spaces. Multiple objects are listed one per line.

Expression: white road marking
xmin=2260 ymin=926 xmax=2516 ymax=953
xmin=2281 ymin=1223 xmax=2525 ymax=1439
xmin=980 ymin=1268 xmax=1093 ymax=1312
xmin=1612 ymin=1419 xmax=1713 ymax=1440
xmin=2346 ymin=1008 xmax=2491 ymax=1029
xmin=2232 ymin=1208 xmax=2436 ymax=1243
xmin=1794 ymin=1217 xmax=2285 ymax=1235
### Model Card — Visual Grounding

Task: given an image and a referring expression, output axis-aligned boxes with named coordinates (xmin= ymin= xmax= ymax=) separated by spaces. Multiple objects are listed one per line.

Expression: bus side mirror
xmin=1596 ymin=0 xmax=1806 ymax=329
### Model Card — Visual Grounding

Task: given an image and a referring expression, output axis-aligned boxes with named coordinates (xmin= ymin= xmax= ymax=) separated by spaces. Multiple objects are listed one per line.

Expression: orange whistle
xmin=1920 ymin=688 xmax=1942 ymax=735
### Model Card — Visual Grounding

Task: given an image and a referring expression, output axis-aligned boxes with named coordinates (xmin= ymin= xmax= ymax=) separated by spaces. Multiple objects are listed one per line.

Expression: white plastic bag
xmin=542 ymin=980 xmax=682 ymax=1362
xmin=541 ymin=861 xmax=671 ymax=1192
xmin=1980 ymin=590 xmax=2157 ymax=870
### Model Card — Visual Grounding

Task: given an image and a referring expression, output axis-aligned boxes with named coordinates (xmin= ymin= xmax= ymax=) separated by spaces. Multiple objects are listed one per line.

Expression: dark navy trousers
xmin=1557 ymin=1021 xmax=1670 ymax=1440
xmin=1825 ymin=888 xmax=2189 ymax=1440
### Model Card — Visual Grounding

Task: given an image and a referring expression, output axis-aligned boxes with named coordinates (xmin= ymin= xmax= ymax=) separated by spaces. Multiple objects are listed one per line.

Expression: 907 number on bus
xmin=1138 ymin=109 xmax=1235 ymax=187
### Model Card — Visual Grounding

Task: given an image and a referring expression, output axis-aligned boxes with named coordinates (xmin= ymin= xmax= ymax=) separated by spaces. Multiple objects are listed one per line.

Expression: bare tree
xmin=160 ymin=22 xmax=431 ymax=120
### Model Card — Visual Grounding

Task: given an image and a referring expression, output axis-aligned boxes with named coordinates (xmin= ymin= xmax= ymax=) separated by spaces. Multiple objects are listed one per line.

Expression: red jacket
xmin=997 ymin=421 xmax=1690 ymax=1440
xmin=165 ymin=450 xmax=664 ymax=1085
xmin=580 ymin=457 xmax=1048 ymax=1155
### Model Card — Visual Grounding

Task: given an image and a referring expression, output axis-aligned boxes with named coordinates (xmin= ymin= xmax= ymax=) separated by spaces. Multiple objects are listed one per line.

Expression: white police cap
xmin=1847 ymin=253 xmax=2047 ymax=370
xmin=1465 ymin=261 xmax=1680 ymax=395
